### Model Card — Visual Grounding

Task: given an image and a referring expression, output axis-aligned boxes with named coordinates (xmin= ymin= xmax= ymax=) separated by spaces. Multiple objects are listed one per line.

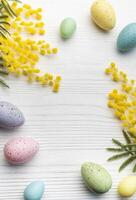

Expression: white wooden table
xmin=0 ymin=0 xmax=136 ymax=199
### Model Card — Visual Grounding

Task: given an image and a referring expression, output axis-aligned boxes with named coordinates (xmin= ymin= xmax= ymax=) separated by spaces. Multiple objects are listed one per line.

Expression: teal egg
xmin=81 ymin=162 xmax=112 ymax=194
xmin=60 ymin=17 xmax=76 ymax=39
xmin=24 ymin=181 xmax=45 ymax=200
xmin=117 ymin=23 xmax=136 ymax=52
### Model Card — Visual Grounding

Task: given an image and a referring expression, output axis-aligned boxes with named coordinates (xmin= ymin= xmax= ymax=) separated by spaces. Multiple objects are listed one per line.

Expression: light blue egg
xmin=24 ymin=181 xmax=45 ymax=200
xmin=117 ymin=23 xmax=136 ymax=52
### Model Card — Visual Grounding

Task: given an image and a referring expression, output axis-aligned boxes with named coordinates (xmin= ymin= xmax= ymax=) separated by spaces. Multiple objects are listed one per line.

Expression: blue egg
xmin=117 ymin=23 xmax=136 ymax=52
xmin=24 ymin=181 xmax=45 ymax=200
xmin=0 ymin=101 xmax=25 ymax=129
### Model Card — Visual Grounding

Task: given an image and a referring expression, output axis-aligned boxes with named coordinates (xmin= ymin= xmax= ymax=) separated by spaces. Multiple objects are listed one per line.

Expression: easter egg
xmin=4 ymin=137 xmax=39 ymax=165
xmin=24 ymin=181 xmax=45 ymax=200
xmin=0 ymin=101 xmax=25 ymax=129
xmin=60 ymin=17 xmax=76 ymax=39
xmin=118 ymin=176 xmax=136 ymax=197
xmin=81 ymin=162 xmax=112 ymax=193
xmin=91 ymin=0 xmax=116 ymax=31
xmin=117 ymin=23 xmax=136 ymax=52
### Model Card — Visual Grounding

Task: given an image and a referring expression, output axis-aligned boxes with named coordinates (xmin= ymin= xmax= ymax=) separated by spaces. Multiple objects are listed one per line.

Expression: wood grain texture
xmin=0 ymin=0 xmax=136 ymax=199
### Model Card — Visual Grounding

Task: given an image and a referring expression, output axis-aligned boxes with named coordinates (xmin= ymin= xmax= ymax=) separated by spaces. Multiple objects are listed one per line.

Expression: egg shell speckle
xmin=117 ymin=23 xmax=136 ymax=52
xmin=81 ymin=162 xmax=112 ymax=193
xmin=91 ymin=0 xmax=116 ymax=31
xmin=0 ymin=101 xmax=25 ymax=129
xmin=4 ymin=137 xmax=39 ymax=165
xmin=24 ymin=181 xmax=45 ymax=200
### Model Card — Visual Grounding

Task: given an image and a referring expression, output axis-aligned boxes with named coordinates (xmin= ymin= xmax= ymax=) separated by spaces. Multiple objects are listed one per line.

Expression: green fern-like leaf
xmin=0 ymin=25 xmax=10 ymax=35
xmin=0 ymin=15 xmax=8 ymax=19
xmin=1 ymin=0 xmax=16 ymax=17
xmin=0 ymin=21 xmax=10 ymax=25
xmin=112 ymin=138 xmax=123 ymax=148
xmin=107 ymin=148 xmax=124 ymax=152
xmin=107 ymin=131 xmax=136 ymax=172
xmin=0 ymin=0 xmax=22 ymax=38
xmin=128 ymin=131 xmax=136 ymax=139
xmin=8 ymin=0 xmax=21 ymax=2
xmin=108 ymin=152 xmax=130 ymax=161
xmin=0 ymin=78 xmax=9 ymax=88
xmin=124 ymin=144 xmax=136 ymax=148
xmin=133 ymin=164 xmax=136 ymax=173
xmin=123 ymin=130 xmax=131 ymax=144
xmin=119 ymin=156 xmax=136 ymax=172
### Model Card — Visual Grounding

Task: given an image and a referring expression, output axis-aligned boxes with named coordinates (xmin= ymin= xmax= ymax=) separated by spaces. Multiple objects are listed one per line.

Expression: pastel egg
xmin=4 ymin=137 xmax=39 ymax=165
xmin=60 ymin=17 xmax=76 ymax=39
xmin=24 ymin=181 xmax=45 ymax=200
xmin=0 ymin=101 xmax=25 ymax=129
xmin=117 ymin=23 xmax=136 ymax=52
xmin=81 ymin=162 xmax=112 ymax=193
xmin=91 ymin=0 xmax=116 ymax=31
xmin=118 ymin=176 xmax=136 ymax=197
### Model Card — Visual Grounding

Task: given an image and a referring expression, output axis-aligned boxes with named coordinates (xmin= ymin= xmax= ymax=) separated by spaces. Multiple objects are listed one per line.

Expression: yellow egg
xmin=118 ymin=176 xmax=136 ymax=197
xmin=91 ymin=0 xmax=116 ymax=31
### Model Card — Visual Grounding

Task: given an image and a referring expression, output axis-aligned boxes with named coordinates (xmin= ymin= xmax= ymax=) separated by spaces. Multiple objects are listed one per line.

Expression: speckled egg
xmin=0 ymin=101 xmax=25 ymax=129
xmin=91 ymin=0 xmax=116 ymax=31
xmin=81 ymin=162 xmax=112 ymax=193
xmin=117 ymin=23 xmax=136 ymax=52
xmin=24 ymin=181 xmax=45 ymax=200
xmin=4 ymin=137 xmax=39 ymax=165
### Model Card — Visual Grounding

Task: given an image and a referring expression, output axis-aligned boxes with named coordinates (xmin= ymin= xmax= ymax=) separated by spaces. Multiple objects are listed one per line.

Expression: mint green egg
xmin=24 ymin=181 xmax=45 ymax=200
xmin=81 ymin=162 xmax=112 ymax=194
xmin=60 ymin=17 xmax=76 ymax=39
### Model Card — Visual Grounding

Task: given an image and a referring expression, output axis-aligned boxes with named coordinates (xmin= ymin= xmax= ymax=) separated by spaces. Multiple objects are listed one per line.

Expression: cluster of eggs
xmin=60 ymin=0 xmax=136 ymax=53
xmin=2 ymin=0 xmax=136 ymax=199
xmin=0 ymin=101 xmax=112 ymax=198
xmin=81 ymin=162 xmax=136 ymax=198
xmin=0 ymin=101 xmax=45 ymax=199
xmin=0 ymin=102 xmax=112 ymax=199
xmin=0 ymin=101 xmax=35 ymax=165
xmin=90 ymin=0 xmax=136 ymax=52
xmin=1 ymin=101 xmax=136 ymax=199
xmin=89 ymin=1 xmax=136 ymax=198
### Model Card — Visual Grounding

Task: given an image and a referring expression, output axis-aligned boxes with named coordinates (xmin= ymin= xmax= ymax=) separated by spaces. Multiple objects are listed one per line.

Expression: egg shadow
xmin=57 ymin=29 xmax=76 ymax=43
xmin=80 ymin=176 xmax=109 ymax=199
xmin=2 ymin=154 xmax=39 ymax=171
xmin=116 ymin=46 xmax=136 ymax=55
xmin=118 ymin=194 xmax=130 ymax=200
xmin=0 ymin=126 xmax=24 ymax=137
xmin=0 ymin=129 xmax=16 ymax=138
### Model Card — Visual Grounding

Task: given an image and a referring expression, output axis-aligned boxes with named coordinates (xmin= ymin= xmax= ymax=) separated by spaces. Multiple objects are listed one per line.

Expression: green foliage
xmin=107 ymin=130 xmax=136 ymax=172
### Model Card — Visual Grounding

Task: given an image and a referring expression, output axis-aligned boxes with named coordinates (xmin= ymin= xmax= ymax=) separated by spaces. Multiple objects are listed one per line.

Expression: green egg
xmin=81 ymin=162 xmax=112 ymax=194
xmin=60 ymin=17 xmax=76 ymax=39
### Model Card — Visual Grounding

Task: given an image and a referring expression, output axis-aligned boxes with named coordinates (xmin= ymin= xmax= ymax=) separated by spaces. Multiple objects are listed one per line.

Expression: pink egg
xmin=4 ymin=137 xmax=39 ymax=165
